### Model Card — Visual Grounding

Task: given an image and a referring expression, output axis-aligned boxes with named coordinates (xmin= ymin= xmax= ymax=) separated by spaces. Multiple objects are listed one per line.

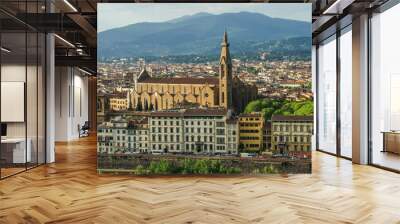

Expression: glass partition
xmin=317 ymin=35 xmax=337 ymax=154
xmin=370 ymin=3 xmax=400 ymax=171
xmin=0 ymin=1 xmax=46 ymax=179
xmin=1 ymin=31 xmax=28 ymax=177
xmin=27 ymin=31 xmax=38 ymax=169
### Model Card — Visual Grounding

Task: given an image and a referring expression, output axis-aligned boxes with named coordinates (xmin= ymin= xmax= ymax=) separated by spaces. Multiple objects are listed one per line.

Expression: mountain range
xmin=98 ymin=12 xmax=311 ymax=58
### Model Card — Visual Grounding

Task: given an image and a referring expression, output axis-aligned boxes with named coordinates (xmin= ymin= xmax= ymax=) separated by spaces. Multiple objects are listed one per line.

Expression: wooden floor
xmin=1 ymin=167 xmax=26 ymax=178
xmin=1 ymin=136 xmax=400 ymax=224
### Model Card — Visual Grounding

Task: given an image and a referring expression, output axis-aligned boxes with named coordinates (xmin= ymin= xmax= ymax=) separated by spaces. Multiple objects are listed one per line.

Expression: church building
xmin=130 ymin=31 xmax=257 ymax=113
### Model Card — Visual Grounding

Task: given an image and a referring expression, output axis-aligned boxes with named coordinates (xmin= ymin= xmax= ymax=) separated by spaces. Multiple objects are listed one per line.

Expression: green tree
xmin=244 ymin=99 xmax=313 ymax=120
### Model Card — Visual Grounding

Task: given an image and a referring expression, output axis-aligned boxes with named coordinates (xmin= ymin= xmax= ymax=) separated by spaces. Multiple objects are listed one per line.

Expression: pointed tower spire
xmin=220 ymin=29 xmax=231 ymax=64
xmin=219 ymin=30 xmax=233 ymax=110
xmin=223 ymin=29 xmax=228 ymax=45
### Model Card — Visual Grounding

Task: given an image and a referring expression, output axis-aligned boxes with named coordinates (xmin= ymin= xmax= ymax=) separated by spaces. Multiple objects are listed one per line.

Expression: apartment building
xmin=238 ymin=113 xmax=264 ymax=152
xmin=263 ymin=121 xmax=272 ymax=151
xmin=97 ymin=123 xmax=114 ymax=154
xmin=149 ymin=108 xmax=238 ymax=154
xmin=98 ymin=118 xmax=149 ymax=154
xmin=136 ymin=118 xmax=150 ymax=153
xmin=109 ymin=93 xmax=129 ymax=111
xmin=98 ymin=108 xmax=239 ymax=155
xmin=98 ymin=120 xmax=128 ymax=154
xmin=226 ymin=119 xmax=239 ymax=154
xmin=149 ymin=111 xmax=183 ymax=153
xmin=271 ymin=115 xmax=313 ymax=154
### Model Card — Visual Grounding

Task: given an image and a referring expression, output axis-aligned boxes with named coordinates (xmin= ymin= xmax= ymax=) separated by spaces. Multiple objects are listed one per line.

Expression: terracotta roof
xmin=271 ymin=115 xmax=313 ymax=122
xmin=226 ymin=118 xmax=238 ymax=124
xmin=150 ymin=108 xmax=227 ymax=117
xmin=150 ymin=111 xmax=184 ymax=117
xmin=184 ymin=108 xmax=226 ymax=116
xmin=109 ymin=92 xmax=126 ymax=98
xmin=238 ymin=112 xmax=263 ymax=118
xmin=138 ymin=77 xmax=219 ymax=85
xmin=137 ymin=117 xmax=149 ymax=125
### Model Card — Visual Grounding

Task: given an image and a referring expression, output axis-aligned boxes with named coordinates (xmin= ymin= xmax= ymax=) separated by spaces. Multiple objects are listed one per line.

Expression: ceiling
xmin=311 ymin=0 xmax=390 ymax=43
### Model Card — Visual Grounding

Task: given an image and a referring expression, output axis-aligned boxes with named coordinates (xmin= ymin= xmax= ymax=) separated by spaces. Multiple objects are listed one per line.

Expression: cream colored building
xmin=148 ymin=108 xmax=238 ymax=155
xmin=98 ymin=120 xmax=129 ymax=154
xmin=97 ymin=118 xmax=148 ymax=154
xmin=271 ymin=115 xmax=313 ymax=153
xmin=98 ymin=108 xmax=239 ymax=155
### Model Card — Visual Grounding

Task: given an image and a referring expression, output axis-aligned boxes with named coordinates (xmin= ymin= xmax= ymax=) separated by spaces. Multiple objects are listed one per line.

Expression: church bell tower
xmin=219 ymin=31 xmax=233 ymax=110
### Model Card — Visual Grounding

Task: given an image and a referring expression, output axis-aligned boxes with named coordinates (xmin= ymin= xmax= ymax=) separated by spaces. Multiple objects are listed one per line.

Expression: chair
xmin=79 ymin=121 xmax=90 ymax=138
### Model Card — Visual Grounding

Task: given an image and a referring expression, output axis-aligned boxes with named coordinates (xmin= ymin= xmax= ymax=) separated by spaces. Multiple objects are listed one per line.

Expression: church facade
xmin=129 ymin=32 xmax=257 ymax=113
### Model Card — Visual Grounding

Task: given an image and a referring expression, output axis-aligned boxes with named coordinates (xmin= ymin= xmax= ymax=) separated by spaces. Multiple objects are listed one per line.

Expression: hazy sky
xmin=98 ymin=3 xmax=311 ymax=32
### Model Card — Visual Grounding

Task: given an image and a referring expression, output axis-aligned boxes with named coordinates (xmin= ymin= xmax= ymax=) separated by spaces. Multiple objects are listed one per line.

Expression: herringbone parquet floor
xmin=1 ymin=135 xmax=400 ymax=224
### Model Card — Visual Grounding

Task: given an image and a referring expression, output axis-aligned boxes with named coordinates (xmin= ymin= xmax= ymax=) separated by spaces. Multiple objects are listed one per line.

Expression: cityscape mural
xmin=97 ymin=3 xmax=313 ymax=175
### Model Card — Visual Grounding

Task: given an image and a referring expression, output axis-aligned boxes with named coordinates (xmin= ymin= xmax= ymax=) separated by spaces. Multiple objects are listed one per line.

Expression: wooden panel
xmin=385 ymin=132 xmax=400 ymax=154
xmin=88 ymin=77 xmax=97 ymax=133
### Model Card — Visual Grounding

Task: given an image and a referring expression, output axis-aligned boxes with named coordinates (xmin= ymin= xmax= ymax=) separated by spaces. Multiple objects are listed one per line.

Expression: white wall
xmin=55 ymin=67 xmax=89 ymax=141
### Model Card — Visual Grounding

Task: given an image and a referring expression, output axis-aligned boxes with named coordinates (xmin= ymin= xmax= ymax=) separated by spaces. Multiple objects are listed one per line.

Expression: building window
xmin=216 ymin=122 xmax=224 ymax=127
xmin=217 ymin=137 xmax=225 ymax=144
xmin=216 ymin=129 xmax=225 ymax=135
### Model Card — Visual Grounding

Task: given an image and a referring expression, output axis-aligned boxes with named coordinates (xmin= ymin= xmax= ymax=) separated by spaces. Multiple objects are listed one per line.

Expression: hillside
xmin=98 ymin=12 xmax=311 ymax=58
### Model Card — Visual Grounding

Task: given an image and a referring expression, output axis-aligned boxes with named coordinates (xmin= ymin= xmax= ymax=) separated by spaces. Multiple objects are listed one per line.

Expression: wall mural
xmin=97 ymin=3 xmax=313 ymax=175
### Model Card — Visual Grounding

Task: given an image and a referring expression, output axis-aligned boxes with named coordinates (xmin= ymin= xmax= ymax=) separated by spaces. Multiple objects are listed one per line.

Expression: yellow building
xmin=238 ymin=112 xmax=264 ymax=152
xmin=109 ymin=94 xmax=128 ymax=111
xmin=130 ymin=32 xmax=257 ymax=113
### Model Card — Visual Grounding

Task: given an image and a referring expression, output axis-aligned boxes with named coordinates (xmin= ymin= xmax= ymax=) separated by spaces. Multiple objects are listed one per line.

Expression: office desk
xmin=1 ymin=138 xmax=31 ymax=164
xmin=382 ymin=131 xmax=400 ymax=154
